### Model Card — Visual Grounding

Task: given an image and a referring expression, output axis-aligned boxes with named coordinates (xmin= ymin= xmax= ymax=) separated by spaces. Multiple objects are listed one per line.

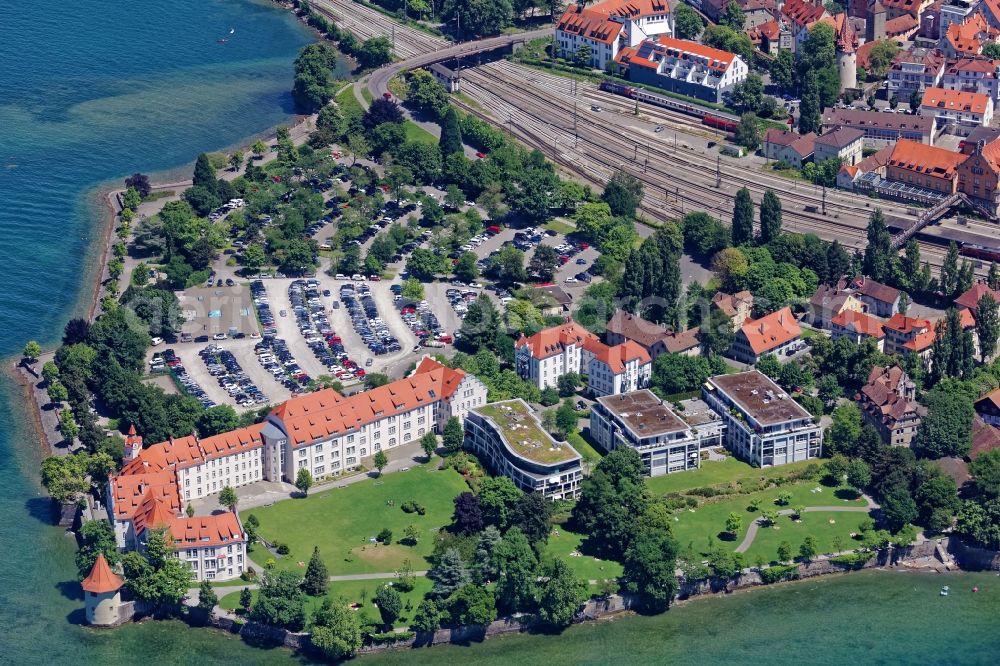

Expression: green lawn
xmin=800 ymin=327 xmax=820 ymax=339
xmin=361 ymin=87 xmax=374 ymax=104
xmin=544 ymin=523 xmax=623 ymax=583
xmin=544 ymin=219 xmax=576 ymax=235
xmin=220 ymin=576 xmax=433 ymax=627
xmin=243 ymin=463 xmax=468 ymax=576
xmin=742 ymin=511 xmax=866 ymax=565
xmin=403 ymin=121 xmax=438 ymax=146
xmin=669 ymin=481 xmax=870 ymax=557
xmin=645 ymin=457 xmax=818 ymax=496
xmin=336 ymin=85 xmax=364 ymax=116
xmin=567 ymin=431 xmax=601 ymax=464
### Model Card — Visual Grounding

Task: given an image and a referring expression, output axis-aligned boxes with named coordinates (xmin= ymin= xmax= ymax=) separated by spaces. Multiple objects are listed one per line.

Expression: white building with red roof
xmin=730 ymin=307 xmax=802 ymax=364
xmin=588 ymin=339 xmax=652 ymax=396
xmin=106 ymin=357 xmax=487 ymax=579
xmin=555 ymin=0 xmax=674 ymax=71
xmin=920 ymin=86 xmax=995 ymax=127
xmin=615 ymin=35 xmax=748 ymax=103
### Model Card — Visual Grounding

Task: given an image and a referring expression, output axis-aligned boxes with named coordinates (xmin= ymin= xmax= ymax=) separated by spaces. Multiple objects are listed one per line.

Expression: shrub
xmin=401 ymin=500 xmax=426 ymax=515
xmin=759 ymin=564 xmax=799 ymax=584
xmin=368 ymin=631 xmax=415 ymax=644
xmin=689 ymin=486 xmax=720 ymax=497
xmin=830 ymin=552 xmax=871 ymax=568
xmin=275 ymin=542 xmax=290 ymax=555
xmin=378 ymin=528 xmax=393 ymax=544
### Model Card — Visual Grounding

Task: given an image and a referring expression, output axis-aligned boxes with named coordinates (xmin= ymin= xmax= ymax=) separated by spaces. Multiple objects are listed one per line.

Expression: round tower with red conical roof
xmin=82 ymin=553 xmax=125 ymax=626
xmin=124 ymin=424 xmax=143 ymax=462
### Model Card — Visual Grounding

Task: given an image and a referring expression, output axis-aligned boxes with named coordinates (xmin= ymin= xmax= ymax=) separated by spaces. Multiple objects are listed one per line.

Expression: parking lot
xmin=177 ymin=285 xmax=257 ymax=340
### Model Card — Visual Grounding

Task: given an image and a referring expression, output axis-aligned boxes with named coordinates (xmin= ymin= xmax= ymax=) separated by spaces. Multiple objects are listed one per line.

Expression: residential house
xmin=943 ymin=13 xmax=998 ymax=57
xmin=588 ymin=339 xmax=653 ymax=397
xmin=782 ymin=0 xmax=828 ymax=51
xmin=954 ymin=281 xmax=1000 ymax=312
xmin=537 ymin=285 xmax=573 ymax=316
xmin=920 ymin=86 xmax=995 ymax=128
xmin=939 ymin=0 xmax=978 ymax=34
xmin=941 ymin=58 xmax=1000 ymax=105
xmin=814 ymin=127 xmax=865 ymax=166
xmin=882 ymin=313 xmax=935 ymax=358
xmin=821 ymin=107 xmax=935 ymax=148
xmin=887 ymin=47 xmax=946 ymax=98
xmin=957 ymin=140 xmax=1000 ymax=212
xmin=970 ymin=415 xmax=1000 ymax=459
xmin=712 ymin=290 xmax=754 ymax=331
xmin=555 ymin=0 xmax=674 ymax=71
xmin=515 ymin=322 xmax=601 ymax=389
xmin=886 ymin=12 xmax=921 ymax=37
xmin=879 ymin=0 xmax=928 ymax=20
xmin=808 ymin=280 xmax=865 ymax=329
xmin=730 ymin=306 xmax=802 ymax=364
xmin=974 ymin=387 xmax=1000 ymax=425
xmin=464 ymin=400 xmax=583 ymax=499
xmin=763 ymin=128 xmax=817 ymax=168
xmin=856 ymin=365 xmax=925 ymax=446
xmin=839 ymin=145 xmax=894 ymax=190
xmin=703 ymin=371 xmax=823 ymax=466
xmin=615 ymin=35 xmax=749 ymax=103
xmin=590 ymin=390 xmax=707 ymax=476
xmin=605 ymin=309 xmax=700 ymax=359
xmin=883 ymin=138 xmax=965 ymax=195
xmin=851 ymin=276 xmax=902 ymax=316
xmin=748 ymin=20 xmax=782 ymax=56
xmin=830 ymin=310 xmax=887 ymax=350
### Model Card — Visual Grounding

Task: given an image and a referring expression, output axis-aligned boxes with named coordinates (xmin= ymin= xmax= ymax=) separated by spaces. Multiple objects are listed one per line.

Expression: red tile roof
xmin=884 ymin=313 xmax=932 ymax=334
xmin=922 ymin=86 xmax=992 ymax=115
xmin=971 ymin=415 xmax=1000 ymax=459
xmin=110 ymin=470 xmax=180 ymax=520
xmin=557 ymin=0 xmax=670 ymax=46
xmin=591 ymin=339 xmax=652 ymax=373
xmin=516 ymin=322 xmax=600 ymax=360
xmin=81 ymin=554 xmax=123 ymax=595
xmin=851 ymin=276 xmax=901 ymax=305
xmin=954 ymin=281 xmax=1000 ymax=311
xmin=764 ymin=129 xmax=817 ymax=157
xmin=886 ymin=138 xmax=965 ymax=179
xmin=166 ymin=512 xmax=245 ymax=548
xmin=946 ymin=14 xmax=996 ymax=55
xmin=740 ymin=307 xmax=801 ymax=355
xmin=885 ymin=13 xmax=919 ymax=36
xmin=831 ymin=310 xmax=886 ymax=338
xmin=782 ymin=0 xmax=827 ymax=28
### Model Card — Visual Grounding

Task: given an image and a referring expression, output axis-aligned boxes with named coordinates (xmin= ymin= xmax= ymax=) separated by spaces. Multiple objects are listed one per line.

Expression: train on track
xmin=959 ymin=242 xmax=1000 ymax=264
xmin=599 ymin=80 xmax=741 ymax=133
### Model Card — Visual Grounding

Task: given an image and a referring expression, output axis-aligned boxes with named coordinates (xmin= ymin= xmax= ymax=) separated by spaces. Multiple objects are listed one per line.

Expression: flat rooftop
xmin=597 ymin=390 xmax=689 ymax=438
xmin=474 ymin=401 xmax=578 ymax=465
xmin=678 ymin=396 xmax=723 ymax=427
xmin=709 ymin=371 xmax=811 ymax=426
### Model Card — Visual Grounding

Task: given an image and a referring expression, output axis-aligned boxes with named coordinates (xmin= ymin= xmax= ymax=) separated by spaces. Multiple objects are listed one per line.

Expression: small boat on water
xmin=217 ymin=38 xmax=228 ymax=43
xmin=229 ymin=27 xmax=235 ymax=34
xmin=940 ymin=586 xmax=950 ymax=596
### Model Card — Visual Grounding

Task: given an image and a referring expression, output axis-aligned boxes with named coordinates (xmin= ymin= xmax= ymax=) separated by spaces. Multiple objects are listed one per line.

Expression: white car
xmin=335 ymin=273 xmax=347 ymax=280
xmin=150 ymin=336 xmax=163 ymax=346
xmin=564 ymin=277 xmax=578 ymax=283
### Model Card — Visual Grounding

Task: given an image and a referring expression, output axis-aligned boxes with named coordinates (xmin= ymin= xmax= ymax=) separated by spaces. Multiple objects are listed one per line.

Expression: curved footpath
xmin=735 ymin=497 xmax=879 ymax=554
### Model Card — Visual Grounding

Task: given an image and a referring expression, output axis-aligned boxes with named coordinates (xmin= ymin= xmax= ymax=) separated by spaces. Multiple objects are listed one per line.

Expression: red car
xmin=437 ymin=335 xmax=453 ymax=344
xmin=579 ymin=242 xmax=589 ymax=250
xmin=559 ymin=255 xmax=569 ymax=264
xmin=383 ymin=92 xmax=392 ymax=100
xmin=355 ymin=369 xmax=366 ymax=378
xmin=475 ymin=151 xmax=486 ymax=158
xmin=368 ymin=275 xmax=381 ymax=281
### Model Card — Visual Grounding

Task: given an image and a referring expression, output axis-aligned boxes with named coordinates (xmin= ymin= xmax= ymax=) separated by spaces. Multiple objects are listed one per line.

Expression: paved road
xmin=734 ymin=500 xmax=877 ymax=554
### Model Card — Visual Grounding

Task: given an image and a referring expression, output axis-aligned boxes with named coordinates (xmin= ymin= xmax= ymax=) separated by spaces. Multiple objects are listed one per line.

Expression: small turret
xmin=124 ymin=424 xmax=143 ymax=461
xmin=82 ymin=553 xmax=125 ymax=626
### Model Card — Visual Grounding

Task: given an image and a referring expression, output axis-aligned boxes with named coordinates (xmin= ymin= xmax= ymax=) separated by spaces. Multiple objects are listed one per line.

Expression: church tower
xmin=837 ymin=15 xmax=859 ymax=91
xmin=124 ymin=424 xmax=143 ymax=461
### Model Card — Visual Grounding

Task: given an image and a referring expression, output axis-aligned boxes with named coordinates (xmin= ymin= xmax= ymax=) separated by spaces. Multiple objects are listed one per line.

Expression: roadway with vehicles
xmin=314 ymin=0 xmax=995 ymax=273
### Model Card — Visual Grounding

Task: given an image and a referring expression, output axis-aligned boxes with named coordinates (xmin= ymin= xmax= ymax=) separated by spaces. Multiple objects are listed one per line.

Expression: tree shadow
xmin=835 ymin=488 xmax=860 ymax=501
xmin=717 ymin=531 xmax=738 ymax=542
xmin=56 ymin=579 xmax=85 ymax=602
xmin=24 ymin=496 xmax=56 ymax=525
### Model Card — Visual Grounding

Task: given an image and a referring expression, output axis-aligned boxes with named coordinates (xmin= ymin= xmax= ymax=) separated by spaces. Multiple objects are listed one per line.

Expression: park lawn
xmin=220 ymin=576 xmax=433 ymax=627
xmin=669 ymin=481 xmax=867 ymax=554
xmin=403 ymin=121 xmax=438 ymax=146
xmin=566 ymin=431 xmax=601 ymax=464
xmin=645 ymin=457 xmax=818 ymax=496
xmin=336 ymin=85 xmax=364 ymax=116
xmin=741 ymin=511 xmax=869 ymax=565
xmin=799 ymin=327 xmax=820 ymax=339
xmin=544 ymin=219 xmax=575 ymax=235
xmin=244 ymin=463 xmax=468 ymax=576
xmin=544 ymin=523 xmax=623 ymax=584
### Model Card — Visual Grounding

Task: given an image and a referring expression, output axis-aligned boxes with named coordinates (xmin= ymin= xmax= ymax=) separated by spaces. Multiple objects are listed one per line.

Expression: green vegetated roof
xmin=476 ymin=401 xmax=577 ymax=465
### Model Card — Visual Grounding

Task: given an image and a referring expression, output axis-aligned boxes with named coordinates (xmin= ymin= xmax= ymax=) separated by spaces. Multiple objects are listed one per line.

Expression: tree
xmin=799 ymin=536 xmax=818 ymax=561
xmin=623 ymin=526 xmax=678 ymax=613
xmin=777 ymin=540 xmax=792 ymax=563
xmin=429 ymin=548 xmax=470 ymax=599
xmin=197 ymin=580 xmax=218 ymax=612
xmin=239 ymin=587 xmax=253 ymax=613
xmin=759 ymin=190 xmax=782 ymax=244
xmin=977 ymin=293 xmax=1000 ymax=361
xmin=196 ymin=404 xmax=239 ymax=437
xmin=192 ymin=152 xmax=217 ymax=193
xmin=477 ymin=476 xmax=522 ymax=530
xmin=817 ymin=374 xmax=843 ymax=410
xmin=720 ymin=0 xmax=745 ymax=29
xmin=510 ymin=491 xmax=552 ymax=545
xmin=602 ymin=170 xmax=643 ymax=218
xmin=572 ymin=448 xmax=648 ymax=557
xmin=447 ymin=583 xmax=498 ymax=625
xmin=970 ymin=449 xmax=1000 ymax=499
xmin=310 ymin=598 xmax=362 ymax=660
xmin=914 ymin=471 xmax=960 ymax=531
xmin=22 ymin=340 xmax=41 ymax=362
xmin=489 ymin=527 xmax=538 ymax=613
xmin=357 ymin=36 xmax=393 ymax=69
xmin=401 ymin=278 xmax=425 ymax=302
xmin=444 ymin=0 xmax=514 ymax=37
xmin=673 ymin=2 xmax=704 ymax=39
xmin=295 ymin=468 xmax=314 ymax=496
xmin=554 ymin=400 xmax=578 ymax=440
xmin=218 ymin=486 xmax=238 ymax=512
xmin=302 ymin=546 xmax=329 ymax=596
xmin=536 ymin=558 xmax=588 ymax=628
xmin=442 ymin=415 xmax=464 ymax=453
xmin=770 ymin=49 xmax=795 ymax=92
xmin=374 ymin=584 xmax=402 ymax=627
xmin=453 ymin=492 xmax=483 ymax=535
xmin=121 ymin=529 xmax=193 ymax=612
xmin=420 ymin=431 xmax=437 ymax=460
xmin=735 ymin=112 xmax=762 ymax=151
xmin=228 ymin=150 xmax=244 ymax=173
xmin=862 ymin=209 xmax=894 ymax=283
xmin=725 ymin=512 xmax=743 ymax=539
xmin=373 ymin=450 xmax=389 ymax=476
xmin=882 ymin=486 xmax=919 ymax=532
xmin=731 ymin=74 xmax=764 ymax=114
xmin=528 ymin=244 xmax=560 ymax=282
xmin=439 ymin=106 xmax=464 ymax=157
xmin=76 ymin=519 xmax=120 ymax=580
xmin=125 ymin=173 xmax=152 ymax=198
xmin=732 ymin=187 xmax=754 ymax=246
xmin=292 ymin=42 xmax=341 ymax=112
xmin=47 ymin=381 xmax=68 ymax=406
xmin=460 ymin=294 xmax=502 ymax=350
xmin=557 ymin=372 xmax=581 ymax=397
xmin=846 ymin=459 xmax=872 ymax=491
xmin=411 ymin=598 xmax=442 ymax=633
xmin=913 ymin=386 xmax=973 ymax=459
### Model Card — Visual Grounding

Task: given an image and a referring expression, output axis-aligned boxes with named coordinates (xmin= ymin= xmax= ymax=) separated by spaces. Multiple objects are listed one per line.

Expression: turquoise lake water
xmin=0 ymin=1 xmax=998 ymax=664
